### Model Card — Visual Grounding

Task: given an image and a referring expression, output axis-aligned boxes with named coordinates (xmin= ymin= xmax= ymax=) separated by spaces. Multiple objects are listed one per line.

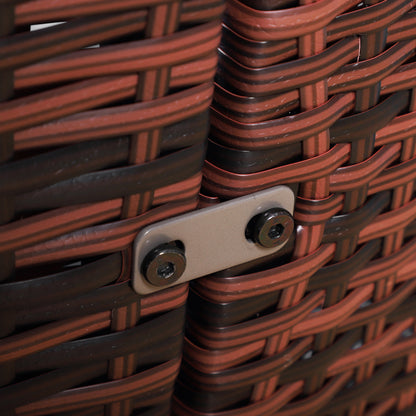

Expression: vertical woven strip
xmin=106 ymin=4 xmax=182 ymax=416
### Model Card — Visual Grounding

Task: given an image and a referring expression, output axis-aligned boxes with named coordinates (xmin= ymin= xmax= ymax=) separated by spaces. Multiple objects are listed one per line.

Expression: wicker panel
xmin=0 ymin=1 xmax=223 ymax=415
xmin=174 ymin=1 xmax=416 ymax=415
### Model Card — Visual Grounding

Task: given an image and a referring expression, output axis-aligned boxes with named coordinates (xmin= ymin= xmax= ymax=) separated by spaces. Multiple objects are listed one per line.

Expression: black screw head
xmin=142 ymin=243 xmax=186 ymax=287
xmin=252 ymin=208 xmax=294 ymax=248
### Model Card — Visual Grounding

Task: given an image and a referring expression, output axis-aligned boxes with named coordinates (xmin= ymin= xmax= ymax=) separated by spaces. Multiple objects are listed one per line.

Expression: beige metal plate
xmin=133 ymin=186 xmax=295 ymax=294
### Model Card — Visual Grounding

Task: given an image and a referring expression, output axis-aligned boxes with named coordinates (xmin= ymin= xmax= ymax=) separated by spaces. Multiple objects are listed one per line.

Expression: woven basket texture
xmin=0 ymin=1 xmax=223 ymax=415
xmin=174 ymin=1 xmax=416 ymax=415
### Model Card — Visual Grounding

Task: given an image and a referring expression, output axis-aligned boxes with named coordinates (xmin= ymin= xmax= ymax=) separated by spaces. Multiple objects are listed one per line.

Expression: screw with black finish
xmin=141 ymin=241 xmax=186 ymax=287
xmin=247 ymin=207 xmax=294 ymax=248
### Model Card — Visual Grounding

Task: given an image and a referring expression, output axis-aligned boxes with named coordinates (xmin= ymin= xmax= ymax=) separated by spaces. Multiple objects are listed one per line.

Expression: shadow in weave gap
xmin=130 ymin=402 xmax=172 ymax=416
xmin=387 ymin=403 xmax=416 ymax=416
xmin=89 ymin=93 xmax=140 ymax=108
xmin=240 ymin=0 xmax=298 ymax=11
xmin=401 ymin=51 xmax=416 ymax=65
xmin=98 ymin=27 xmax=147 ymax=46
xmin=175 ymin=377 xmax=251 ymax=413
xmin=56 ymin=407 xmax=105 ymax=416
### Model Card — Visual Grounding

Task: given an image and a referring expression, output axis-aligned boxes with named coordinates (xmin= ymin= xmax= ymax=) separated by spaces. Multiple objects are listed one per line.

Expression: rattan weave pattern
xmin=0 ymin=1 xmax=223 ymax=415
xmin=174 ymin=1 xmax=416 ymax=415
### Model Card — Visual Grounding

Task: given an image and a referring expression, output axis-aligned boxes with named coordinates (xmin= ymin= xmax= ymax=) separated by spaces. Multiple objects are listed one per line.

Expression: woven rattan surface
xmin=0 ymin=1 xmax=223 ymax=415
xmin=174 ymin=1 xmax=416 ymax=415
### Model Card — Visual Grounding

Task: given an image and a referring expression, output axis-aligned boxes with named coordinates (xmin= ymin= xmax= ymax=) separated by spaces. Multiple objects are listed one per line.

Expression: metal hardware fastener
xmin=142 ymin=242 xmax=186 ymax=287
xmin=252 ymin=208 xmax=294 ymax=248
xmin=133 ymin=185 xmax=295 ymax=294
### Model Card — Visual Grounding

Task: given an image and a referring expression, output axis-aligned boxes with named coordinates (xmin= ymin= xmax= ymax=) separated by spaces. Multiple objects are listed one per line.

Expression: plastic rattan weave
xmin=0 ymin=1 xmax=223 ymax=414
xmin=174 ymin=1 xmax=416 ymax=415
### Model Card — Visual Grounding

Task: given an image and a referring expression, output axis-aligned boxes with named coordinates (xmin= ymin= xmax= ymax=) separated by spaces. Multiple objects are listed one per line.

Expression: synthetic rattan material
xmin=0 ymin=1 xmax=223 ymax=415
xmin=174 ymin=1 xmax=416 ymax=415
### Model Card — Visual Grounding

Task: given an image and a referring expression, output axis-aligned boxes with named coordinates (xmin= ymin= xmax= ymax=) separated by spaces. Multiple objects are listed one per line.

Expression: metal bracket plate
xmin=133 ymin=186 xmax=295 ymax=294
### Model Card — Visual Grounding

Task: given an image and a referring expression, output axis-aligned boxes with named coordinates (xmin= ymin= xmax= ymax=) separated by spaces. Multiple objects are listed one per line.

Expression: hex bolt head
xmin=142 ymin=243 xmax=186 ymax=287
xmin=252 ymin=208 xmax=294 ymax=248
